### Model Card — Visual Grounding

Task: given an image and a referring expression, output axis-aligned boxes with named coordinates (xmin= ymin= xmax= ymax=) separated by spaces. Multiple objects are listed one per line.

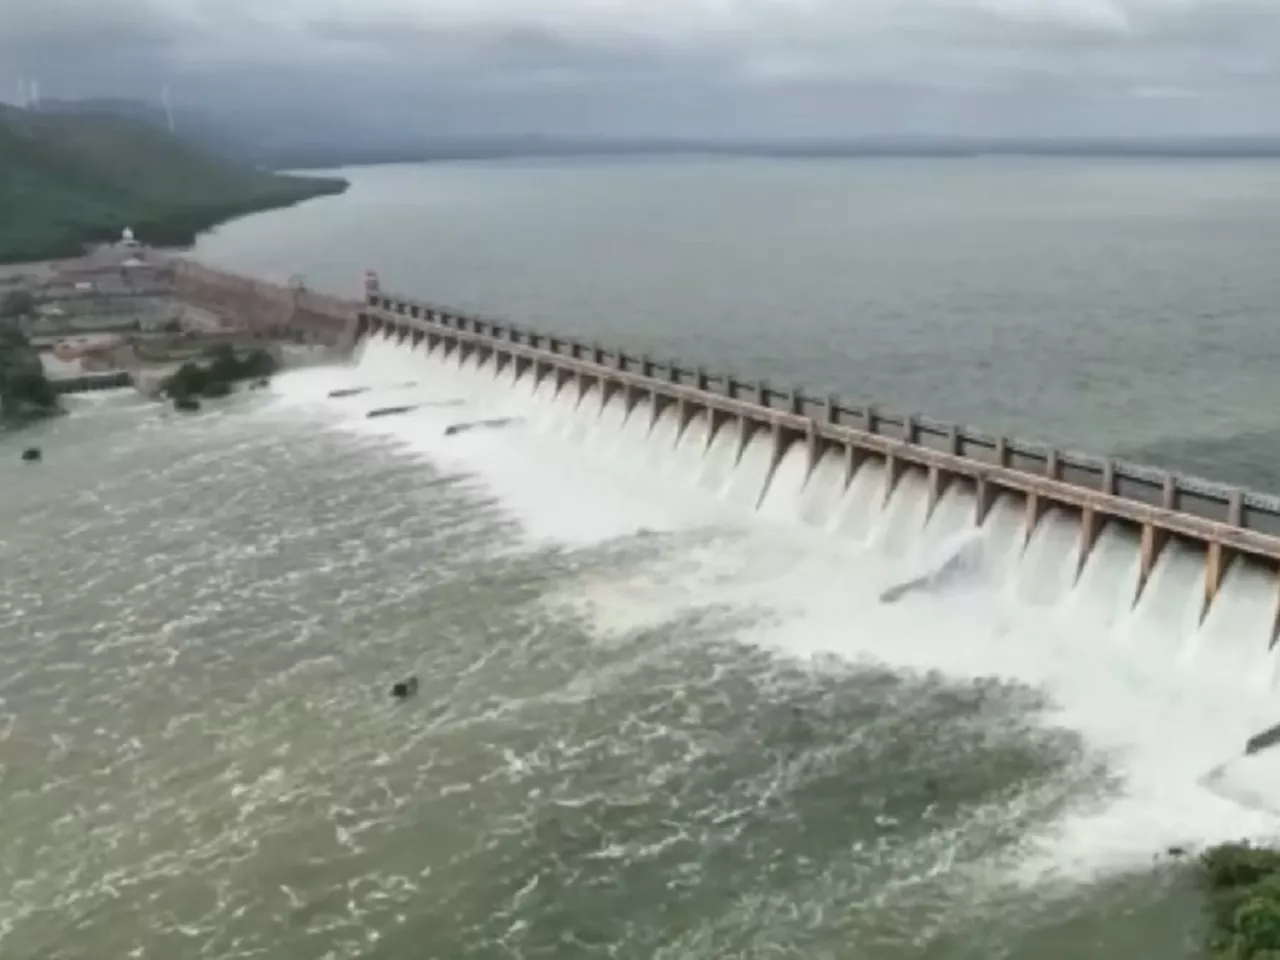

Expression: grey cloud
xmin=3 ymin=0 xmax=1280 ymax=136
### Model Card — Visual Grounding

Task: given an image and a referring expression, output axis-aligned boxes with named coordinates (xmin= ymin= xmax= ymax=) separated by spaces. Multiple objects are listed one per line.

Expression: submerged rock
xmin=391 ymin=676 xmax=420 ymax=700
xmin=21 ymin=446 xmax=40 ymax=462
xmin=173 ymin=396 xmax=201 ymax=412
xmin=1245 ymin=720 xmax=1280 ymax=756
xmin=367 ymin=405 xmax=417 ymax=419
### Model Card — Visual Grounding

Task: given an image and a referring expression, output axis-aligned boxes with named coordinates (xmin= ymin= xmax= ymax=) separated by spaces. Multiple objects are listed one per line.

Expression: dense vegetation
xmin=1202 ymin=842 xmax=1280 ymax=958
xmin=0 ymin=321 xmax=58 ymax=422
xmin=162 ymin=343 xmax=279 ymax=406
xmin=0 ymin=105 xmax=347 ymax=264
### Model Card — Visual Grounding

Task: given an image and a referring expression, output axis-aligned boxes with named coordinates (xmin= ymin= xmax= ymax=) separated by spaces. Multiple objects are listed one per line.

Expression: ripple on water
xmin=0 ymin=395 xmax=1201 ymax=960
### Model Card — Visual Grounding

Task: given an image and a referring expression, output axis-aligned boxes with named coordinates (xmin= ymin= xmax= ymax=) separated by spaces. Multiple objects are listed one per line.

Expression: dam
xmin=175 ymin=258 xmax=1280 ymax=686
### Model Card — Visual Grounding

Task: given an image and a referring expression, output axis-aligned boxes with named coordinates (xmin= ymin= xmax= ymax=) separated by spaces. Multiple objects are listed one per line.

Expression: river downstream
xmin=0 ymin=365 xmax=1241 ymax=960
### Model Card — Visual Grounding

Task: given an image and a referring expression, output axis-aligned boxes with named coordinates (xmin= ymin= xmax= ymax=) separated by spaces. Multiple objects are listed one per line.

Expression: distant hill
xmin=209 ymin=132 xmax=1280 ymax=170
xmin=32 ymin=97 xmax=260 ymax=162
xmin=23 ymin=97 xmax=1280 ymax=175
xmin=0 ymin=105 xmax=348 ymax=265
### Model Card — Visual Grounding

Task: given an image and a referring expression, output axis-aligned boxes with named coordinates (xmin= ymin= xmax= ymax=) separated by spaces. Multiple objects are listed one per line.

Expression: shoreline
xmin=0 ymin=176 xmax=348 ymax=269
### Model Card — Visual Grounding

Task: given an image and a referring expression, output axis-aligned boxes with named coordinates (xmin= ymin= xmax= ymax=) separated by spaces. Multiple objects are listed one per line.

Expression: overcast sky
xmin=3 ymin=0 xmax=1280 ymax=136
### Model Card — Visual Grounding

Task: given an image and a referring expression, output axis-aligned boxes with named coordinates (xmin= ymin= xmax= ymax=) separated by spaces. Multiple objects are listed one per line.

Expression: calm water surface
xmin=196 ymin=156 xmax=1280 ymax=488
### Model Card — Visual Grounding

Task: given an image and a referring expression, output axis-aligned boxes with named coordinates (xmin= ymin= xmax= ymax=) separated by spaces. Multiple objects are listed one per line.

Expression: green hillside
xmin=0 ymin=106 xmax=348 ymax=264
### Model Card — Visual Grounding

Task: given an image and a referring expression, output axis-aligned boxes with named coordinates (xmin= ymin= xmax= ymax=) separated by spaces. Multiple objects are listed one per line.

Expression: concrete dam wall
xmin=169 ymin=259 xmax=355 ymax=346
xmin=344 ymin=289 xmax=1280 ymax=684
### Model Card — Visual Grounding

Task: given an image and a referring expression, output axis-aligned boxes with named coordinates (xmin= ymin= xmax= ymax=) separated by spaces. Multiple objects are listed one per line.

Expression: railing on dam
xmin=362 ymin=291 xmax=1280 ymax=543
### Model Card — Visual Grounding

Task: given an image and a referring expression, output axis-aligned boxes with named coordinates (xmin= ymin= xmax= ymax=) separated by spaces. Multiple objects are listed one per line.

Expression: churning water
xmin=5 ymin=331 xmax=1280 ymax=959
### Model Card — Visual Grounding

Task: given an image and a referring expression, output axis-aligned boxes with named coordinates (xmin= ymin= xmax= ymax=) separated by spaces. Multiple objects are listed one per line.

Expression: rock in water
xmin=21 ymin=446 xmax=40 ymax=462
xmin=1245 ymin=720 xmax=1280 ymax=756
xmin=367 ymin=405 xmax=417 ymax=419
xmin=391 ymin=676 xmax=420 ymax=700
xmin=173 ymin=396 xmax=201 ymax=412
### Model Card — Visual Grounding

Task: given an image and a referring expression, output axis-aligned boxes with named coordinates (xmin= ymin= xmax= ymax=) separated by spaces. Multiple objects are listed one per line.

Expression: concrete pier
xmin=350 ymin=287 xmax=1280 ymax=637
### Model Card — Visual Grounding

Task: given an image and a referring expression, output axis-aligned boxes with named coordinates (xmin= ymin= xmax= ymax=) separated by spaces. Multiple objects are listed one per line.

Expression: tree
xmin=0 ymin=290 xmax=34 ymax=319
xmin=1203 ymin=843 xmax=1280 ymax=958
xmin=0 ymin=319 xmax=59 ymax=420
xmin=161 ymin=345 xmax=280 ymax=401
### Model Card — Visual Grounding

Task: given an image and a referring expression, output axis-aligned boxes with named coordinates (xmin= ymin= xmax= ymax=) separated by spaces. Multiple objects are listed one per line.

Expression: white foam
xmin=591 ymin=393 xmax=633 ymax=460
xmin=565 ymin=385 xmax=601 ymax=445
xmin=1064 ymin=523 xmax=1141 ymax=632
xmin=720 ymin=428 xmax=778 ymax=511
xmin=277 ymin=336 xmax=1280 ymax=884
xmin=979 ymin=495 xmax=1029 ymax=583
xmin=498 ymin=361 xmax=532 ymax=397
xmin=757 ymin=441 xmax=814 ymax=522
xmin=1118 ymin=540 xmax=1204 ymax=660
xmin=869 ymin=469 xmax=931 ymax=561
xmin=614 ymin=399 xmax=659 ymax=474
xmin=919 ymin=480 xmax=978 ymax=554
xmin=829 ymin=460 xmax=887 ymax=545
xmin=695 ymin=418 xmax=744 ymax=496
xmin=528 ymin=375 xmax=565 ymax=432
xmin=671 ymin=413 xmax=712 ymax=483
xmin=1012 ymin=508 xmax=1081 ymax=607
xmin=1185 ymin=558 xmax=1277 ymax=694
xmin=323 ymin=338 xmax=712 ymax=546
xmin=548 ymin=383 xmax=588 ymax=441
xmin=645 ymin=405 xmax=684 ymax=471
xmin=795 ymin=450 xmax=849 ymax=529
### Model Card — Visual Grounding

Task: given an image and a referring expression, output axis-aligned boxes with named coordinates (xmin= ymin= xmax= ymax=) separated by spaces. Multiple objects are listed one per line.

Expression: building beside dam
xmin=170 ymin=261 xmax=353 ymax=345
xmin=11 ymin=254 xmax=355 ymax=390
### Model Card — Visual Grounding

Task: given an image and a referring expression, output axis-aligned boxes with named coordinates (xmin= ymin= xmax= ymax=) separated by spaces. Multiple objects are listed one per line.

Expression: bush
xmin=165 ymin=360 xmax=210 ymax=399
xmin=205 ymin=343 xmax=242 ymax=384
xmin=161 ymin=345 xmax=280 ymax=401
xmin=5 ymin=370 xmax=57 ymax=407
xmin=1202 ymin=843 xmax=1280 ymax=958
xmin=0 ymin=320 xmax=59 ymax=420
xmin=0 ymin=290 xmax=34 ymax=318
xmin=240 ymin=349 xmax=278 ymax=380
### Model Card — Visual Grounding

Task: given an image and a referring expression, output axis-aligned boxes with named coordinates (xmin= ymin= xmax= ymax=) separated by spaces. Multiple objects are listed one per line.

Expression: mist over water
xmin=5 ymin=158 xmax=1280 ymax=958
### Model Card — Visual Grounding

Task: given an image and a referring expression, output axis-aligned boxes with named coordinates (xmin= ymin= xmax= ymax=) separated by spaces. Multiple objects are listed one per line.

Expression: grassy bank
xmin=0 ymin=105 xmax=347 ymax=265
